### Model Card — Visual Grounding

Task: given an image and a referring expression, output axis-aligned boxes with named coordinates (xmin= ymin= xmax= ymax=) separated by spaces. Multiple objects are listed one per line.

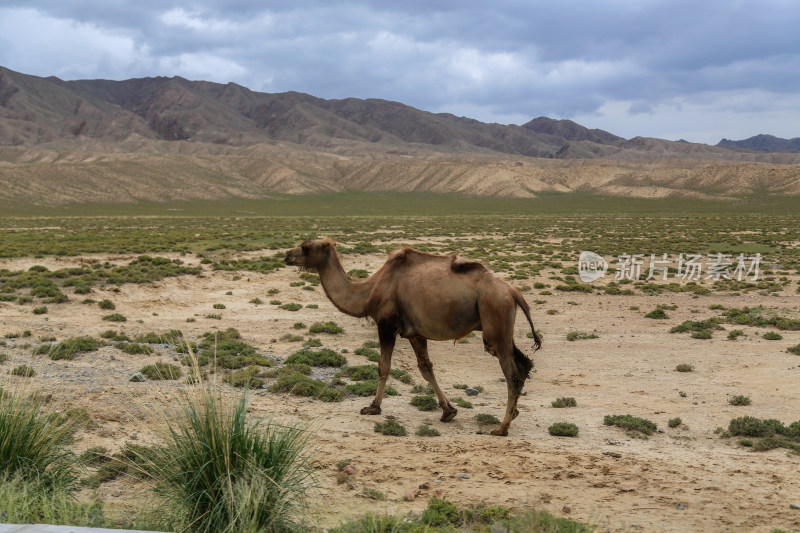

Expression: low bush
xmin=285 ymin=348 xmax=347 ymax=367
xmin=411 ymin=395 xmax=438 ymax=411
xmin=139 ymin=362 xmax=182 ymax=380
xmin=309 ymin=321 xmax=344 ymax=334
xmin=548 ymin=422 xmax=579 ymax=437
xmin=603 ymin=414 xmax=657 ymax=436
xmin=415 ymin=425 xmax=440 ymax=437
xmin=374 ymin=419 xmax=406 ymax=436
xmin=551 ymin=397 xmax=577 ymax=408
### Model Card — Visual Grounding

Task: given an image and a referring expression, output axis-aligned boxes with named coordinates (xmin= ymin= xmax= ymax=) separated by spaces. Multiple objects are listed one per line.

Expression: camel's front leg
xmin=360 ymin=322 xmax=395 ymax=415
xmin=409 ymin=337 xmax=458 ymax=422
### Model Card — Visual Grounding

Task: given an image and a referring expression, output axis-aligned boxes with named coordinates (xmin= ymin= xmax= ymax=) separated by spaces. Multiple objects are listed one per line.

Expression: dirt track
xmin=1 ymin=252 xmax=799 ymax=532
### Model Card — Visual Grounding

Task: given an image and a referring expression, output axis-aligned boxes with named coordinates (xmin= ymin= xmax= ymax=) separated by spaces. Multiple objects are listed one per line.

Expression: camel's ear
xmin=321 ymin=241 xmax=332 ymax=251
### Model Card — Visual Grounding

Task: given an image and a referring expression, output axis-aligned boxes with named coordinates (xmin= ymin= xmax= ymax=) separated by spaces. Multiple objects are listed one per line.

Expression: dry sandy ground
xmin=1 ymin=251 xmax=799 ymax=532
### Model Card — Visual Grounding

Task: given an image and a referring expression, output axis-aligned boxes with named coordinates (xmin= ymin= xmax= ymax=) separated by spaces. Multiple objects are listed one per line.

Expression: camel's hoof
xmin=360 ymin=405 xmax=381 ymax=415
xmin=440 ymin=407 xmax=458 ymax=422
xmin=490 ymin=428 xmax=509 ymax=437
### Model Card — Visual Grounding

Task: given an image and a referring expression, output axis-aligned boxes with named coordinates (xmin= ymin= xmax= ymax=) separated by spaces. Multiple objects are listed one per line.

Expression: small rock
xmin=562 ymin=505 xmax=571 ymax=514
xmin=790 ymin=503 xmax=800 ymax=510
xmin=270 ymin=338 xmax=277 ymax=343
xmin=129 ymin=372 xmax=147 ymax=382
xmin=675 ymin=502 xmax=686 ymax=510
xmin=602 ymin=451 xmax=622 ymax=458
xmin=520 ymin=388 xmax=527 ymax=396
xmin=419 ymin=481 xmax=431 ymax=490
xmin=342 ymin=464 xmax=357 ymax=475
xmin=459 ymin=472 xmax=470 ymax=479
xmin=465 ymin=388 xmax=480 ymax=396
xmin=499 ymin=377 xmax=506 ymax=382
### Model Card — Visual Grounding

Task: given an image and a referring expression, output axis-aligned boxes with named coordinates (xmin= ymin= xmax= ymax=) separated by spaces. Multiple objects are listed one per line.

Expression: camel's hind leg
xmin=484 ymin=338 xmax=528 ymax=436
xmin=409 ymin=337 xmax=458 ymax=422
xmin=360 ymin=322 xmax=395 ymax=416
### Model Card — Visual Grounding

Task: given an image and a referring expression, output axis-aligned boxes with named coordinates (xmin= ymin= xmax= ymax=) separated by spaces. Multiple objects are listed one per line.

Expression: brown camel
xmin=284 ymin=238 xmax=542 ymax=436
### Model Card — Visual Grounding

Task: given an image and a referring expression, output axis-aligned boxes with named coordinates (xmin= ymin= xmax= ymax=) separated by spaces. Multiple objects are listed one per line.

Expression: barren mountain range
xmin=1 ymin=65 xmax=799 ymax=205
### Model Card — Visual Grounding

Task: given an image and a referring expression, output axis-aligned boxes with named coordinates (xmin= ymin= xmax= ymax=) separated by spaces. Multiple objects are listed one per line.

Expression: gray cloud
xmin=1 ymin=1 xmax=799 ymax=143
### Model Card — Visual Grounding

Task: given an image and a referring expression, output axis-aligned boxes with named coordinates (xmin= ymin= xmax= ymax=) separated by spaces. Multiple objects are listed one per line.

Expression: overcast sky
xmin=1 ymin=1 xmax=798 ymax=144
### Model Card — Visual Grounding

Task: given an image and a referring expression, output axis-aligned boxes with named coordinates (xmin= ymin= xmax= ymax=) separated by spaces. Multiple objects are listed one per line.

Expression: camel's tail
xmin=513 ymin=289 xmax=542 ymax=352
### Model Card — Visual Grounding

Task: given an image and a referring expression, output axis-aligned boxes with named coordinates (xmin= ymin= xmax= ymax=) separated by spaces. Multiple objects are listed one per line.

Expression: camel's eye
xmin=301 ymin=245 xmax=310 ymax=254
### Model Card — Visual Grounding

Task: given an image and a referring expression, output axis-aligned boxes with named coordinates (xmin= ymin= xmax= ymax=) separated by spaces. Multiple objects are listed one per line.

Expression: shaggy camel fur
xmin=284 ymin=238 xmax=542 ymax=436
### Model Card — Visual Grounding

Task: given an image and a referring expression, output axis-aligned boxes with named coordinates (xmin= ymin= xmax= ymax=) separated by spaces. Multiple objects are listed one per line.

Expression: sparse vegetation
xmin=309 ymin=321 xmax=344 ymax=334
xmin=762 ymin=331 xmax=783 ymax=340
xmin=675 ymin=363 xmax=694 ymax=372
xmin=11 ymin=364 xmax=36 ymax=377
xmin=102 ymin=313 xmax=127 ymax=322
xmin=729 ymin=394 xmax=752 ymax=406
xmin=645 ymin=308 xmax=669 ymax=319
xmin=139 ymin=362 xmax=182 ymax=380
xmin=285 ymin=348 xmax=347 ymax=367
xmin=374 ymin=419 xmax=407 ymax=436
xmin=453 ymin=397 xmax=473 ymax=408
xmin=548 ymin=422 xmax=579 ymax=437
xmin=668 ymin=417 xmax=682 ymax=428
xmin=604 ymin=414 xmax=657 ymax=436
xmin=411 ymin=395 xmax=439 ymax=411
xmin=475 ymin=413 xmax=501 ymax=425
xmin=566 ymin=331 xmax=599 ymax=341
xmin=415 ymin=424 xmax=441 ymax=437
xmin=48 ymin=336 xmax=102 ymax=360
xmin=551 ymin=397 xmax=577 ymax=408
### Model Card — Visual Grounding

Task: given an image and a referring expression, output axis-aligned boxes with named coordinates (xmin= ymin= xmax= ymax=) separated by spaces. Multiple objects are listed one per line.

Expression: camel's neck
xmin=316 ymin=252 xmax=372 ymax=318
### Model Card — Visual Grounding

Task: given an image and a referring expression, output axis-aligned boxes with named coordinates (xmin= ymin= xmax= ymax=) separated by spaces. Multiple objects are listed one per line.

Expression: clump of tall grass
xmin=0 ymin=387 xmax=79 ymax=491
xmin=143 ymin=379 xmax=316 ymax=532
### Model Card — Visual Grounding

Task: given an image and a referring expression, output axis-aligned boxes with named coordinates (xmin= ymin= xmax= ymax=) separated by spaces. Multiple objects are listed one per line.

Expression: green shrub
xmin=100 ymin=330 xmax=131 ymax=342
xmin=102 ymin=313 xmax=127 ymax=322
xmin=548 ymin=422 xmax=579 ymax=437
xmin=644 ymin=309 xmax=669 ymax=319
xmin=390 ymin=368 xmax=413 ymax=384
xmin=353 ymin=347 xmax=380 ymax=362
xmin=474 ymin=413 xmax=500 ymax=425
xmin=603 ymin=414 xmax=657 ymax=435
xmin=139 ymin=362 xmax=182 ymax=380
xmin=11 ymin=365 xmax=36 ymax=377
xmin=337 ymin=365 xmax=379 ymax=381
xmin=345 ymin=380 xmax=398 ymax=397
xmin=727 ymin=329 xmax=745 ymax=340
xmin=668 ymin=417 xmax=682 ymax=428
xmin=145 ymin=387 xmax=315 ymax=532
xmin=225 ymin=366 xmax=264 ymax=389
xmin=212 ymin=303 xmax=226 ymax=310
xmin=551 ymin=397 xmax=577 ymax=408
xmin=675 ymin=363 xmax=694 ymax=372
xmin=411 ymin=395 xmax=438 ymax=411
xmin=691 ymin=330 xmax=713 ymax=339
xmin=453 ymin=397 xmax=473 ymax=408
xmin=49 ymin=337 xmax=102 ymax=360
xmin=788 ymin=344 xmax=800 ymax=355
xmin=32 ymin=306 xmax=48 ymax=315
xmin=309 ymin=321 xmax=344 ymax=334
xmin=566 ymin=331 xmax=599 ymax=341
xmin=374 ymin=419 xmax=406 ymax=436
xmin=415 ymin=425 xmax=440 ymax=437
xmin=729 ymin=395 xmax=751 ymax=406
xmin=762 ymin=331 xmax=783 ymax=340
xmin=98 ymin=299 xmax=115 ymax=310
xmin=421 ymin=496 xmax=460 ymax=527
xmin=115 ymin=342 xmax=153 ymax=355
xmin=249 ymin=298 xmax=264 ymax=305
xmin=280 ymin=303 xmax=302 ymax=312
xmin=285 ymin=348 xmax=347 ymax=367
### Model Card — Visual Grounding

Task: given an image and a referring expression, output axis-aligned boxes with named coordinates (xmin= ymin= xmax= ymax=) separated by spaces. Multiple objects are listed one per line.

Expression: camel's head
xmin=284 ymin=239 xmax=335 ymax=270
